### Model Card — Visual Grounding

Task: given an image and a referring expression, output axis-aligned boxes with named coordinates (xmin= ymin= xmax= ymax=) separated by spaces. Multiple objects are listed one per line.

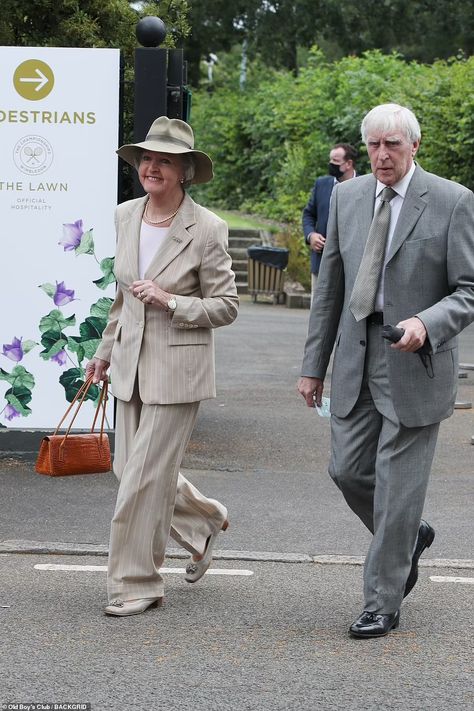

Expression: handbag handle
xmin=53 ymin=377 xmax=109 ymax=445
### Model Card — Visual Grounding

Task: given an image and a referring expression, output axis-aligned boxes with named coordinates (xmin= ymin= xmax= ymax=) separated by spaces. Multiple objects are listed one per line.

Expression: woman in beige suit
xmin=86 ymin=117 xmax=238 ymax=617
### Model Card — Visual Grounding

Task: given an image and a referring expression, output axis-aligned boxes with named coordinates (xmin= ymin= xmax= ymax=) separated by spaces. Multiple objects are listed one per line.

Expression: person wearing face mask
xmin=303 ymin=144 xmax=358 ymax=297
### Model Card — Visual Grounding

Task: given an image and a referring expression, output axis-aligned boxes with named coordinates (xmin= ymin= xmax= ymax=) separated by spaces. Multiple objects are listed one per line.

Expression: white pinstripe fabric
xmin=95 ymin=193 xmax=238 ymax=404
xmin=108 ymin=387 xmax=227 ymax=601
xmin=95 ymin=192 xmax=237 ymax=602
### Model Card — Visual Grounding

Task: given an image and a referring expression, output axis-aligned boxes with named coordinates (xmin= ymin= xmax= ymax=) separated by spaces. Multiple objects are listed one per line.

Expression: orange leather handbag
xmin=35 ymin=377 xmax=111 ymax=476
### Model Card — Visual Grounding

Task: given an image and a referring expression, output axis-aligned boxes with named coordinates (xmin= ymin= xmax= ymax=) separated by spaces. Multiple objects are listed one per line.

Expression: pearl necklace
xmin=143 ymin=198 xmax=181 ymax=226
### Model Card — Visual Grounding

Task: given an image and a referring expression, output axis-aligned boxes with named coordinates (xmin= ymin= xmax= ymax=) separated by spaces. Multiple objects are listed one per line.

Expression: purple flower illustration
xmin=5 ymin=404 xmax=20 ymax=421
xmin=2 ymin=337 xmax=23 ymax=362
xmin=53 ymin=281 xmax=75 ymax=307
xmin=59 ymin=220 xmax=84 ymax=251
xmin=51 ymin=349 xmax=67 ymax=366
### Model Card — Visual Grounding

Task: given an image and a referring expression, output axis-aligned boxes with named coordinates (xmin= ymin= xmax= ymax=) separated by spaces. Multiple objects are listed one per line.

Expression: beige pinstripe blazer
xmin=94 ymin=193 xmax=238 ymax=404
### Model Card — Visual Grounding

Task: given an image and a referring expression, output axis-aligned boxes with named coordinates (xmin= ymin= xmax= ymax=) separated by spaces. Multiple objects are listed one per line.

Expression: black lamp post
xmin=134 ymin=16 xmax=187 ymax=138
xmin=132 ymin=17 xmax=188 ymax=197
xmin=134 ymin=17 xmax=168 ymax=145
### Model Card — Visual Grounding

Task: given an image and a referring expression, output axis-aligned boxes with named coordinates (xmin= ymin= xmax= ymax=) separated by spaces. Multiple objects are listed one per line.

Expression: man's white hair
xmin=361 ymin=103 xmax=421 ymax=145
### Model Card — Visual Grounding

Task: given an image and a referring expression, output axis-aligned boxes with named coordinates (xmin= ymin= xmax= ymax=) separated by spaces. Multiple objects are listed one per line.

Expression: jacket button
xmin=137 ymin=321 xmax=144 ymax=327
xmin=360 ymin=340 xmax=366 ymax=346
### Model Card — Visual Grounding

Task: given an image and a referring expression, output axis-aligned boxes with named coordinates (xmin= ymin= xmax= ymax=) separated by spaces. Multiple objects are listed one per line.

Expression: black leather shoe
xmin=349 ymin=609 xmax=400 ymax=638
xmin=404 ymin=520 xmax=435 ymax=598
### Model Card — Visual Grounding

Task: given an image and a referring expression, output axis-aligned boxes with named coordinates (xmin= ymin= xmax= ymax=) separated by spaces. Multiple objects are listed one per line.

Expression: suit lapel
xmin=353 ymin=177 xmax=377 ymax=263
xmin=122 ymin=195 xmax=147 ymax=280
xmin=145 ymin=193 xmax=197 ymax=280
xmin=386 ymin=166 xmax=428 ymax=263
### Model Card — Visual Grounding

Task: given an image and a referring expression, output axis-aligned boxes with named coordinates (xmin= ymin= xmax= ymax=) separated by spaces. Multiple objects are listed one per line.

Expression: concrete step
xmin=228 ymin=247 xmax=249 ymax=260
xmin=228 ymin=228 xmax=261 ymax=239
xmin=228 ymin=235 xmax=261 ymax=249
xmin=231 ymin=259 xmax=248 ymax=271
xmin=285 ymin=291 xmax=311 ymax=309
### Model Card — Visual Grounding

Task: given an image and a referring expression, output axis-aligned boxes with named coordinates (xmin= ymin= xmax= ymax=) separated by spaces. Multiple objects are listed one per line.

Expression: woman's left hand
xmin=130 ymin=280 xmax=172 ymax=311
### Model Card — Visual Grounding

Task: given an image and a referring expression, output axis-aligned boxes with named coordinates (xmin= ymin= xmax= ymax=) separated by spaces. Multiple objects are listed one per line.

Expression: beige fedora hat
xmin=116 ymin=116 xmax=213 ymax=184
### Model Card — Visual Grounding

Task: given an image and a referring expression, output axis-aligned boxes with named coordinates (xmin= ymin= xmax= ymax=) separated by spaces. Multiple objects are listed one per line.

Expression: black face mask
xmin=328 ymin=162 xmax=345 ymax=180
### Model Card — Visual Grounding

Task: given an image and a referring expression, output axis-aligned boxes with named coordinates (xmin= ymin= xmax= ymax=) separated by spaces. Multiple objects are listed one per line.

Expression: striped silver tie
xmin=349 ymin=186 xmax=397 ymax=322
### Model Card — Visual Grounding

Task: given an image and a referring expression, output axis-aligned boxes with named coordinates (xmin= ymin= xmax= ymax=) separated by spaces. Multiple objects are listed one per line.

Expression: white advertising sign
xmin=0 ymin=47 xmax=120 ymax=428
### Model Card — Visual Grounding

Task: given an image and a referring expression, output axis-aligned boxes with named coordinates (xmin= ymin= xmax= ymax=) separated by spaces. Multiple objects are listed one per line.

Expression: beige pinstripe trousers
xmin=107 ymin=384 xmax=228 ymax=601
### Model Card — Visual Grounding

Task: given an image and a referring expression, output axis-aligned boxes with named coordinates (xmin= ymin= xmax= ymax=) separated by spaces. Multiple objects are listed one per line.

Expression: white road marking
xmin=3 ymin=542 xmax=474 ymax=569
xmin=34 ymin=563 xmax=253 ymax=576
xmin=430 ymin=575 xmax=474 ymax=584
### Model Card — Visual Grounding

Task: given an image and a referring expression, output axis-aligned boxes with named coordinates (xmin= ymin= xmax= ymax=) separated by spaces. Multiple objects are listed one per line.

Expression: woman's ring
xmin=140 ymin=291 xmax=145 ymax=299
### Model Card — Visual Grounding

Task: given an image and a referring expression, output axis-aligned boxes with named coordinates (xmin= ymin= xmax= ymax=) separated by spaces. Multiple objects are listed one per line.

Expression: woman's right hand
xmin=85 ymin=357 xmax=110 ymax=384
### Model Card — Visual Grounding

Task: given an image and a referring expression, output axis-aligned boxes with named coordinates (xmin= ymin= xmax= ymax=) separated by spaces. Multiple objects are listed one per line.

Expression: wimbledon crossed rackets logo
xmin=13 ymin=135 xmax=54 ymax=175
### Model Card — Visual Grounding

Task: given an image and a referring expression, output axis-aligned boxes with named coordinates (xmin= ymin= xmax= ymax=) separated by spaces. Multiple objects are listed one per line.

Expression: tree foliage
xmin=317 ymin=0 xmax=474 ymax=61
xmin=0 ymin=0 xmax=190 ymax=62
xmin=184 ymin=0 xmax=474 ymax=85
xmin=0 ymin=0 xmax=136 ymax=55
xmin=189 ymin=50 xmax=474 ymax=223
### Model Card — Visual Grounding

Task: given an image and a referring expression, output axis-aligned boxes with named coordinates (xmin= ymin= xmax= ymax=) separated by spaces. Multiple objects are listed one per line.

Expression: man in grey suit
xmin=298 ymin=103 xmax=474 ymax=638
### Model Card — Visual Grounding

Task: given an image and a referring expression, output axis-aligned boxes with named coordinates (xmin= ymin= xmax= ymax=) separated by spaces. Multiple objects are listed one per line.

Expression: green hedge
xmin=190 ymin=49 xmax=474 ymax=224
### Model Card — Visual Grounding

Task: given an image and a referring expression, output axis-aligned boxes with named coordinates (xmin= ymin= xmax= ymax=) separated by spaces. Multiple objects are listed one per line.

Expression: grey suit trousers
xmin=328 ymin=322 xmax=439 ymax=613
xmin=107 ymin=385 xmax=228 ymax=602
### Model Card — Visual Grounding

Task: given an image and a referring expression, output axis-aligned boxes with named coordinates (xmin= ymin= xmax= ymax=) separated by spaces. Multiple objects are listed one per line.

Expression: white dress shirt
xmin=374 ymin=162 xmax=416 ymax=312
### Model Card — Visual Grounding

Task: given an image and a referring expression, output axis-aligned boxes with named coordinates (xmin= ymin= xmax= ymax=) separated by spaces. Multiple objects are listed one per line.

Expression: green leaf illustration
xmin=0 ymin=366 xmax=35 ymax=389
xmin=39 ymin=331 xmax=67 ymax=360
xmin=5 ymin=395 xmax=31 ymax=416
xmin=79 ymin=317 xmax=107 ymax=340
xmin=75 ymin=228 xmax=95 ymax=256
xmin=90 ymin=297 xmax=113 ymax=319
xmin=80 ymin=339 xmax=102 ymax=360
xmin=10 ymin=366 xmax=35 ymax=390
xmin=39 ymin=310 xmax=76 ymax=334
xmin=39 ymin=283 xmax=56 ymax=298
xmin=70 ymin=316 xmax=107 ymax=360
xmin=22 ymin=340 xmax=37 ymax=355
xmin=5 ymin=386 xmax=33 ymax=416
xmin=59 ymin=367 xmax=82 ymax=389
xmin=59 ymin=367 xmax=99 ymax=403
xmin=0 ymin=368 xmax=15 ymax=385
xmin=93 ymin=257 xmax=115 ymax=290
xmin=66 ymin=337 xmax=85 ymax=364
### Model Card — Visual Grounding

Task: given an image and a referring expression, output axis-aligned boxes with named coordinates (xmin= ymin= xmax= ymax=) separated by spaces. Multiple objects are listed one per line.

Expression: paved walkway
xmin=1 ymin=301 xmax=473 ymax=709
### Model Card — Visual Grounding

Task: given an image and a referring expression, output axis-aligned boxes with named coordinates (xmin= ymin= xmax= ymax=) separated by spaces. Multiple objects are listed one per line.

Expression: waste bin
xmin=247 ymin=245 xmax=289 ymax=304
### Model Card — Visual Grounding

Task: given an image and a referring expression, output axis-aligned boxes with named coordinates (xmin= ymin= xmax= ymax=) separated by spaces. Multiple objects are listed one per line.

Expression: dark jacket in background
xmin=302 ymin=175 xmax=336 ymax=276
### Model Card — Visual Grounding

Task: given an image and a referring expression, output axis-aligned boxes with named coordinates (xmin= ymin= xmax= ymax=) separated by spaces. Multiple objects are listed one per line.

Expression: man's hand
xmin=298 ymin=376 xmax=324 ymax=407
xmin=392 ymin=317 xmax=427 ymax=352
xmin=309 ymin=232 xmax=326 ymax=253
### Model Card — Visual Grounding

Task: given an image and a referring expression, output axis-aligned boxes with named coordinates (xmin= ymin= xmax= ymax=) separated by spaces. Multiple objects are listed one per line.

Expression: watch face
xmin=168 ymin=298 xmax=177 ymax=310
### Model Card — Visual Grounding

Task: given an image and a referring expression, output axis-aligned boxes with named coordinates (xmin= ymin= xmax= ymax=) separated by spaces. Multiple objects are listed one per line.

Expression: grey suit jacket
xmin=95 ymin=193 xmax=238 ymax=404
xmin=301 ymin=165 xmax=474 ymax=427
